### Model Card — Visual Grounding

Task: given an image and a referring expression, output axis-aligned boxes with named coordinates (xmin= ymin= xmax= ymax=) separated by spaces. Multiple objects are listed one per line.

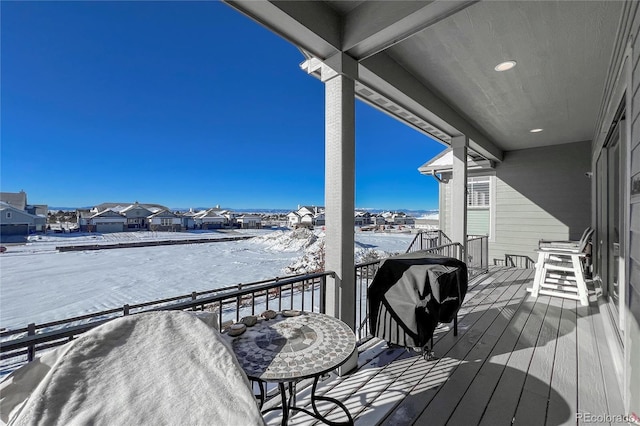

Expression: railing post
xmin=27 ymin=323 xmax=35 ymax=362
xmin=191 ymin=292 xmax=198 ymax=311
xmin=319 ymin=274 xmax=327 ymax=314
xmin=236 ymin=283 xmax=243 ymax=322
xmin=123 ymin=304 xmax=130 ymax=316
xmin=483 ymin=236 xmax=488 ymax=271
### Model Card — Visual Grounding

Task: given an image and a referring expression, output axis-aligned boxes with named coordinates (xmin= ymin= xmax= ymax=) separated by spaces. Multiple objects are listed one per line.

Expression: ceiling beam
xmin=223 ymin=0 xmax=341 ymax=59
xmin=360 ymin=52 xmax=503 ymax=162
xmin=343 ymin=0 xmax=479 ymax=59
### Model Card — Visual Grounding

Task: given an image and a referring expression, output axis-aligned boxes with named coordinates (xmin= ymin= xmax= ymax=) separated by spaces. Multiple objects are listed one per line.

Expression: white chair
xmin=527 ymin=228 xmax=593 ymax=306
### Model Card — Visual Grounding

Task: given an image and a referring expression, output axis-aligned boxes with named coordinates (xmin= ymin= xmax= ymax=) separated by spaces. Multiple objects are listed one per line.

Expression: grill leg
xmin=454 ymin=315 xmax=458 ymax=336
xmin=422 ymin=337 xmax=437 ymax=361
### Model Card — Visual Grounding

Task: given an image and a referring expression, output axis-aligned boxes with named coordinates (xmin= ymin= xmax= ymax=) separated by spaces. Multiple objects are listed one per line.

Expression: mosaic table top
xmin=224 ymin=311 xmax=356 ymax=382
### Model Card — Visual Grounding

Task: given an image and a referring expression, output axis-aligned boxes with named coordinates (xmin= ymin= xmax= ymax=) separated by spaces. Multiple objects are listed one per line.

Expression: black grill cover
xmin=368 ymin=252 xmax=468 ymax=348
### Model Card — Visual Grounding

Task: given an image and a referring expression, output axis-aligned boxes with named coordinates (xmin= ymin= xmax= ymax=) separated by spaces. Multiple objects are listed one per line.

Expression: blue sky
xmin=1 ymin=1 xmax=444 ymax=211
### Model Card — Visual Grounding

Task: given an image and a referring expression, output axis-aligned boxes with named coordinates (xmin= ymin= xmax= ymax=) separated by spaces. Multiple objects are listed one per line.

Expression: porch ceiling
xmin=225 ymin=0 xmax=622 ymax=159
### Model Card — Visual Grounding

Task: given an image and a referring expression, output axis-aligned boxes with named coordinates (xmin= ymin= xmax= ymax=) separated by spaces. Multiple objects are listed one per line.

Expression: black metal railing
xmin=467 ymin=235 xmax=489 ymax=277
xmin=1 ymin=230 xmax=491 ymax=374
xmin=504 ymin=254 xmax=536 ymax=269
xmin=405 ymin=230 xmax=452 ymax=253
xmin=354 ymin=234 xmax=489 ymax=341
xmin=0 ymin=272 xmax=331 ymax=373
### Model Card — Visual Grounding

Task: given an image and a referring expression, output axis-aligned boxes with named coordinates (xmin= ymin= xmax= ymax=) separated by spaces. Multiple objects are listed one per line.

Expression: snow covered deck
xmin=264 ymin=267 xmax=625 ymax=425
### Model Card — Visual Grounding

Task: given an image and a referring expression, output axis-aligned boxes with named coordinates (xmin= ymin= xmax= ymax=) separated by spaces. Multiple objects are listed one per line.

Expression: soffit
xmin=385 ymin=0 xmax=622 ymax=151
xmin=226 ymin=0 xmax=622 ymax=155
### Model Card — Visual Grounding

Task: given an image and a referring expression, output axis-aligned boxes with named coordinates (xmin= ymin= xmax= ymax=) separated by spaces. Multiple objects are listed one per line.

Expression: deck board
xmin=410 ymin=269 xmax=533 ymax=426
xmin=546 ymin=298 xmax=578 ymax=426
xmin=377 ymin=268 xmax=531 ymax=425
xmin=447 ymin=270 xmax=540 ymax=425
xmin=265 ymin=267 xmax=624 ymax=426
xmin=576 ymin=304 xmax=609 ymax=424
xmin=292 ymin=268 xmax=527 ymax=425
xmin=512 ymin=293 xmax=563 ymax=425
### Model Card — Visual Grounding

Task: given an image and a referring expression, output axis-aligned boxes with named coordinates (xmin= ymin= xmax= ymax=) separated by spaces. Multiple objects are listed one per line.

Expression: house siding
xmin=441 ymin=142 xmax=591 ymax=264
xmin=490 ymin=142 xmax=591 ymax=263
xmin=467 ymin=208 xmax=489 ymax=236
xmin=627 ymin=0 xmax=640 ymax=413
xmin=594 ymin=0 xmax=640 ymax=413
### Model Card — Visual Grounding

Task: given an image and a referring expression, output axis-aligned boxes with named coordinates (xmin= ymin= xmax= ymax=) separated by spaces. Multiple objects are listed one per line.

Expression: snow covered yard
xmin=0 ymin=229 xmax=414 ymax=331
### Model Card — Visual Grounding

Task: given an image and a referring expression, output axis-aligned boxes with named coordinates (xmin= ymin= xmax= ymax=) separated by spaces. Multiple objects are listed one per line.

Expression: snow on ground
xmin=0 ymin=229 xmax=414 ymax=331
xmin=417 ymin=212 xmax=439 ymax=220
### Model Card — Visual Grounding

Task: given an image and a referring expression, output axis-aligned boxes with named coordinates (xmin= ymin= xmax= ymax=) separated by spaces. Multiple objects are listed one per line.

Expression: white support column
xmin=321 ymin=53 xmax=357 ymax=328
xmin=451 ymin=135 xmax=468 ymax=258
xmin=322 ymin=54 xmax=357 ymax=374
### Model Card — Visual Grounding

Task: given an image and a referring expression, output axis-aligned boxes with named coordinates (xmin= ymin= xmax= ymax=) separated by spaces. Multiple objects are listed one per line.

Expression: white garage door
xmin=96 ymin=223 xmax=123 ymax=233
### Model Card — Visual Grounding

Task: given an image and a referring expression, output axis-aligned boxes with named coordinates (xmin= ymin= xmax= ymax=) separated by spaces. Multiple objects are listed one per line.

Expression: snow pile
xmin=250 ymin=228 xmax=318 ymax=252
xmin=282 ymin=235 xmax=325 ymax=274
xmin=282 ymin=232 xmax=404 ymax=275
xmin=0 ymin=311 xmax=264 ymax=426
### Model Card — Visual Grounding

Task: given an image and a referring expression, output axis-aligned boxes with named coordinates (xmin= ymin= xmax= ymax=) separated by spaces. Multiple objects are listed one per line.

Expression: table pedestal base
xmin=261 ymin=376 xmax=353 ymax=426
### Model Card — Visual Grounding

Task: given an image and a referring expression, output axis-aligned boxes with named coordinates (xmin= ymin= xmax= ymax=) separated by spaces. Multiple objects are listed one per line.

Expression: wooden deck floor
xmin=264 ymin=267 xmax=625 ymax=426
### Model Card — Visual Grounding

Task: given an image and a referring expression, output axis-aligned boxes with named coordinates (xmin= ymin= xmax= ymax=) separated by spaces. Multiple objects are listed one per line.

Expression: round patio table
xmin=224 ymin=311 xmax=356 ymax=426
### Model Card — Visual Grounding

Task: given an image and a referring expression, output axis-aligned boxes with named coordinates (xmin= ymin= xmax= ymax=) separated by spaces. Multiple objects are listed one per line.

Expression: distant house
xmin=180 ymin=209 xmax=198 ymax=230
xmin=287 ymin=211 xmax=302 ymax=228
xmin=87 ymin=209 xmax=126 ymax=233
xmin=93 ymin=202 xmax=168 ymax=214
xmin=354 ymin=211 xmax=372 ymax=227
xmin=287 ymin=206 xmax=325 ymax=228
xmin=147 ymin=210 xmax=182 ymax=231
xmin=236 ymin=214 xmax=262 ymax=229
xmin=313 ymin=212 xmax=325 ymax=226
xmin=78 ymin=202 xmax=170 ymax=233
xmin=76 ymin=209 xmax=93 ymax=232
xmin=372 ymin=215 xmax=386 ymax=226
xmin=0 ymin=192 xmax=47 ymax=236
xmin=0 ymin=202 xmax=46 ymax=236
xmin=391 ymin=212 xmax=415 ymax=226
xmin=194 ymin=208 xmax=227 ymax=229
xmin=0 ymin=191 xmax=27 ymax=210
xmin=120 ymin=203 xmax=153 ymax=230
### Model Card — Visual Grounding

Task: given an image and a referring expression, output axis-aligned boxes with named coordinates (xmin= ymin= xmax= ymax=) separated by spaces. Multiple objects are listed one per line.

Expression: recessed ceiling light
xmin=530 ymin=128 xmax=543 ymax=133
xmin=494 ymin=60 xmax=517 ymax=72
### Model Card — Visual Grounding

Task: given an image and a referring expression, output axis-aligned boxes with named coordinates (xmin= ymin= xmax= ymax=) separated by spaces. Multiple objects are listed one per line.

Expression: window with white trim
xmin=467 ymin=176 xmax=490 ymax=208
xmin=161 ymin=218 xmax=172 ymax=226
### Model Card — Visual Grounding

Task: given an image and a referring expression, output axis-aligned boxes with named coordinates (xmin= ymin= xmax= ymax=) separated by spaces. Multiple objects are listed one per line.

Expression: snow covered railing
xmin=0 ymin=272 xmax=332 ymax=374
